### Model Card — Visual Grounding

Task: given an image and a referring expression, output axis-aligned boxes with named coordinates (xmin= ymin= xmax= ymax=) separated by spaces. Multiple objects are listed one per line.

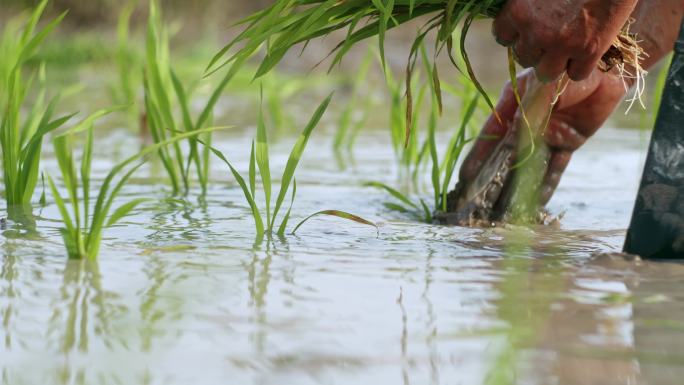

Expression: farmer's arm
xmin=460 ymin=0 xmax=684 ymax=205
xmin=493 ymin=0 xmax=640 ymax=81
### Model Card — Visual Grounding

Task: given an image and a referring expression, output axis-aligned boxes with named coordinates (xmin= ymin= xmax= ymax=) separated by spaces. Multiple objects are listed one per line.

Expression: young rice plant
xmin=0 ymin=1 xmax=70 ymax=211
xmin=209 ymin=92 xmax=376 ymax=237
xmin=48 ymin=119 xmax=221 ymax=260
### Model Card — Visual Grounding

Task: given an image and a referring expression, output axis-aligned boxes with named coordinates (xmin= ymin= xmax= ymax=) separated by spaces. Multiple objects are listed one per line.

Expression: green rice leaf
xmin=170 ymin=70 xmax=194 ymax=132
xmin=249 ymin=140 xmax=257 ymax=198
xmin=20 ymin=0 xmax=49 ymax=44
xmin=428 ymin=96 xmax=441 ymax=209
xmin=47 ymin=174 xmax=76 ymax=236
xmin=441 ymin=94 xmax=478 ymax=210
xmin=106 ymin=198 xmax=150 ymax=227
xmin=39 ymin=173 xmax=47 ymax=206
xmin=81 ymin=126 xmax=93 ymax=231
xmin=256 ymin=89 xmax=273 ymax=228
xmin=16 ymin=11 xmax=67 ymax=66
xmin=276 ymin=178 xmax=297 ymax=236
xmin=364 ymin=181 xmax=418 ymax=209
xmin=55 ymin=106 xmax=125 ymax=140
xmin=420 ymin=199 xmax=433 ymax=223
xmin=383 ymin=202 xmax=411 ymax=213
xmin=292 ymin=210 xmax=378 ymax=236
xmin=87 ymin=161 xmax=146 ymax=256
xmin=208 ymin=146 xmax=265 ymax=236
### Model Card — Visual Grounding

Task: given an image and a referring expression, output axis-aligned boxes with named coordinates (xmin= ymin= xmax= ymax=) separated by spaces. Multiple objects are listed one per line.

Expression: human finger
xmin=534 ymin=53 xmax=569 ymax=83
xmin=542 ymin=120 xmax=588 ymax=153
xmin=567 ymin=54 xmax=601 ymax=81
xmin=512 ymin=38 xmax=544 ymax=68
xmin=539 ymin=150 xmax=572 ymax=205
xmin=492 ymin=14 xmax=519 ymax=47
xmin=459 ymin=81 xmax=524 ymax=183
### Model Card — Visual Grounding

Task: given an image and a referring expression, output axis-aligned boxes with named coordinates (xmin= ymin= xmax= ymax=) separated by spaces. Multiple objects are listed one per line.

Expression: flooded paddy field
xmin=3 ymin=124 xmax=684 ymax=385
xmin=2 ymin=1 xmax=684 ymax=384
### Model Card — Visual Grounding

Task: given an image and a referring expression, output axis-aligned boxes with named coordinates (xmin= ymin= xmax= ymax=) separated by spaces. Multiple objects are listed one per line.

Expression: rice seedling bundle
xmin=209 ymin=0 xmax=644 ymax=139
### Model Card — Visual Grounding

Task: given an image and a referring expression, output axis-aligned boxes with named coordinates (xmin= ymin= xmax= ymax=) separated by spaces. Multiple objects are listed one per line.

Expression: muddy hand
xmin=492 ymin=0 xmax=639 ymax=81
xmin=446 ymin=70 xmax=625 ymax=225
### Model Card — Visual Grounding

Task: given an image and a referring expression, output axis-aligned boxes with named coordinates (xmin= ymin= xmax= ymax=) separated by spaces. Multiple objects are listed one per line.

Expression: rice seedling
xmin=48 ymin=118 xmax=221 ymax=260
xmin=209 ymin=93 xmax=376 ymax=237
xmin=143 ymin=0 xmax=234 ymax=194
xmin=209 ymin=92 xmax=324 ymax=236
xmin=0 ymin=1 xmax=71 ymax=212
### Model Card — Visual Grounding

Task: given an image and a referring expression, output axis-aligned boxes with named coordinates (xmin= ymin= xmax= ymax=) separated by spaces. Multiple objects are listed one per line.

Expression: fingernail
xmin=495 ymin=36 xmax=513 ymax=47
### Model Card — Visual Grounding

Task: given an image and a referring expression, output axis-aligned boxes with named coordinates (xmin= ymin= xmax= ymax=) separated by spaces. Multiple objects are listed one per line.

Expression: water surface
xmin=2 ymin=126 xmax=683 ymax=385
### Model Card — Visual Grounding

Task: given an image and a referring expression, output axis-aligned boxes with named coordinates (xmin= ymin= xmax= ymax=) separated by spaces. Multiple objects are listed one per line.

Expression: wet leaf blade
xmin=276 ymin=178 xmax=297 ymax=236
xmin=292 ymin=210 xmax=378 ymax=236
xmin=364 ymin=181 xmax=418 ymax=209
xmin=106 ymin=198 xmax=150 ymax=227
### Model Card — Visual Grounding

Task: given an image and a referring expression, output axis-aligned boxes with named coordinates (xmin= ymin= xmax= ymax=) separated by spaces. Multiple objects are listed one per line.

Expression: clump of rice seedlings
xmin=368 ymin=47 xmax=480 ymax=223
xmin=48 ymin=119 xmax=220 ymax=260
xmin=367 ymin=91 xmax=478 ymax=223
xmin=0 ymin=1 xmax=70 ymax=211
xmin=208 ymin=0 xmax=644 ymax=143
xmin=143 ymin=0 xmax=233 ymax=194
xmin=210 ymin=93 xmax=376 ymax=237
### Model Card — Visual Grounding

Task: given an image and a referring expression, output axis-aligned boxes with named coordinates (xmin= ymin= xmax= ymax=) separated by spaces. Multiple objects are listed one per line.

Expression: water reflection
xmin=422 ymin=248 xmax=439 ymax=385
xmin=3 ymin=205 xmax=40 ymax=240
xmin=48 ymin=259 xmax=111 ymax=354
xmin=145 ymin=197 xmax=213 ymax=244
xmin=484 ymin=229 xmax=568 ymax=385
xmin=479 ymin=228 xmax=684 ymax=385
xmin=1 ymin=246 xmax=19 ymax=351
xmin=138 ymin=252 xmax=173 ymax=352
xmin=397 ymin=288 xmax=409 ymax=385
xmin=246 ymin=250 xmax=272 ymax=356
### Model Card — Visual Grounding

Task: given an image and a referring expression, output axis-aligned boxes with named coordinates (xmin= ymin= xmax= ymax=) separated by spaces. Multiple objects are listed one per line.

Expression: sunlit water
xmin=2 ymin=126 xmax=684 ymax=385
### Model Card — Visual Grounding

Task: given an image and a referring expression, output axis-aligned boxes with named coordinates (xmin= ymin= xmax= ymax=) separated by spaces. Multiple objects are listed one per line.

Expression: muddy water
xmin=2 ymin=125 xmax=683 ymax=385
